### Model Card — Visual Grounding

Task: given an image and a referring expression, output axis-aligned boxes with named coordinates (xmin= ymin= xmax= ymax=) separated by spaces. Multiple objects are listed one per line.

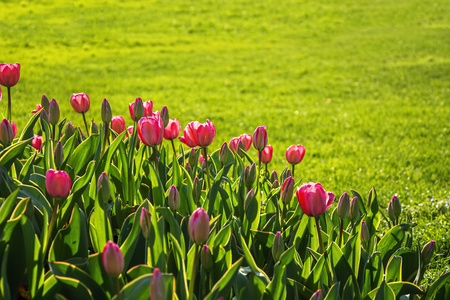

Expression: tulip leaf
xmin=362 ymin=252 xmax=383 ymax=297
xmin=156 ymin=207 xmax=185 ymax=254
xmin=373 ymin=280 xmax=395 ymax=300
xmin=0 ymin=188 xmax=19 ymax=225
xmin=114 ymin=273 xmax=175 ymax=300
xmin=147 ymin=161 xmax=165 ymax=207
xmin=279 ymin=245 xmax=296 ymax=266
xmin=377 ymin=224 xmax=408 ymax=268
xmin=0 ymin=138 xmax=32 ymax=170
xmin=324 ymin=281 xmax=341 ymax=300
xmin=85 ymin=253 xmax=115 ymax=298
xmin=52 ymin=275 xmax=94 ymax=299
xmin=204 ymin=257 xmax=244 ymax=300
xmin=385 ymin=255 xmax=402 ymax=283
xmin=68 ymin=134 xmax=100 ymax=175
xmin=89 ymin=190 xmax=113 ymax=253
xmin=239 ymin=234 xmax=270 ymax=284
xmin=168 ymin=233 xmax=188 ymax=300
xmin=422 ymin=271 xmax=450 ymax=300
xmin=330 ymin=242 xmax=353 ymax=289
xmin=18 ymin=109 xmax=40 ymax=141
xmin=126 ymin=265 xmax=153 ymax=281
xmin=343 ymin=221 xmax=362 ymax=278
xmin=0 ymin=244 xmax=11 ymax=300
xmin=18 ymin=152 xmax=36 ymax=184
xmin=263 ymin=263 xmax=287 ymax=300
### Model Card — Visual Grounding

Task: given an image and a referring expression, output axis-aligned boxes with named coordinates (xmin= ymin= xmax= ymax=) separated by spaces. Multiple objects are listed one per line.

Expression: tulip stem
xmin=82 ymin=112 xmax=89 ymax=137
xmin=314 ymin=216 xmax=333 ymax=285
xmin=101 ymin=122 xmax=109 ymax=156
xmin=339 ymin=219 xmax=344 ymax=247
xmin=171 ymin=139 xmax=177 ymax=160
xmin=115 ymin=277 xmax=121 ymax=300
xmin=152 ymin=146 xmax=159 ymax=175
xmin=258 ymin=150 xmax=262 ymax=198
xmin=188 ymin=244 xmax=200 ymax=300
xmin=281 ymin=203 xmax=287 ymax=228
xmin=7 ymin=87 xmax=11 ymax=123
xmin=202 ymin=147 xmax=211 ymax=190
xmin=291 ymin=164 xmax=295 ymax=178
xmin=45 ymin=198 xmax=59 ymax=255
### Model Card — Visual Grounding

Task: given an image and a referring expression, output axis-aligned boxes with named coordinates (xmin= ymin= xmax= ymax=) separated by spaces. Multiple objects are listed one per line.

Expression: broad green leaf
xmin=86 ymin=253 xmax=115 ymax=298
xmin=89 ymin=190 xmax=113 ymax=253
xmin=329 ymin=242 xmax=353 ymax=289
xmin=53 ymin=275 xmax=94 ymax=299
xmin=0 ymin=138 xmax=32 ymax=170
xmin=156 ymin=207 xmax=184 ymax=254
xmin=263 ymin=263 xmax=286 ymax=300
xmin=385 ymin=255 xmax=402 ymax=283
xmin=68 ymin=134 xmax=100 ymax=175
xmin=168 ymin=233 xmax=188 ymax=300
xmin=239 ymin=234 xmax=270 ymax=284
xmin=18 ymin=184 xmax=52 ymax=221
xmin=367 ymin=281 xmax=422 ymax=299
xmin=126 ymin=265 xmax=153 ymax=281
xmin=114 ymin=273 xmax=175 ymax=300
xmin=324 ymin=281 xmax=341 ymax=300
xmin=362 ymin=253 xmax=383 ymax=297
xmin=18 ymin=153 xmax=36 ymax=184
xmin=0 ymin=245 xmax=11 ymax=300
xmin=422 ymin=272 xmax=450 ymax=300
xmin=204 ymin=257 xmax=243 ymax=300
xmin=18 ymin=110 xmax=40 ymax=141
xmin=0 ymin=188 xmax=19 ymax=224
xmin=343 ymin=220 xmax=361 ymax=278
xmin=279 ymin=246 xmax=296 ymax=266
xmin=377 ymin=224 xmax=414 ymax=268
xmin=373 ymin=280 xmax=395 ymax=300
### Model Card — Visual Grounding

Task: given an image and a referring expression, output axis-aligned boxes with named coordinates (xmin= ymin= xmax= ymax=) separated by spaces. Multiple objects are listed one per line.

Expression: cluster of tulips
xmin=0 ymin=63 xmax=447 ymax=300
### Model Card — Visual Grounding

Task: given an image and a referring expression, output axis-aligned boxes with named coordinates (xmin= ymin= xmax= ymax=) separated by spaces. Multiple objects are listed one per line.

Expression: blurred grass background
xmin=1 ymin=0 xmax=449 ymax=278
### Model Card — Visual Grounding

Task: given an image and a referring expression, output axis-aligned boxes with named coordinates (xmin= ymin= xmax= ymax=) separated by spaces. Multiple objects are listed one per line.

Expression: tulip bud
xmin=311 ymin=289 xmax=323 ymax=300
xmin=253 ymin=126 xmax=268 ymax=151
xmin=111 ymin=116 xmax=126 ymax=134
xmin=91 ymin=121 xmax=98 ymax=134
xmin=168 ymin=185 xmax=180 ymax=212
xmin=388 ymin=201 xmax=396 ymax=224
xmin=337 ymin=192 xmax=350 ymax=220
xmin=140 ymin=207 xmax=152 ymax=240
xmin=150 ymin=268 xmax=166 ymax=300
xmin=101 ymin=98 xmax=112 ymax=124
xmin=201 ymin=245 xmax=214 ymax=272
xmin=421 ymin=240 xmax=436 ymax=266
xmin=219 ymin=142 xmax=229 ymax=165
xmin=133 ymin=98 xmax=144 ymax=121
xmin=244 ymin=189 xmax=255 ymax=211
xmin=143 ymin=100 xmax=153 ymax=117
xmin=237 ymin=139 xmax=245 ymax=157
xmin=361 ymin=221 xmax=370 ymax=243
xmin=65 ymin=122 xmax=75 ymax=138
xmin=48 ymin=99 xmax=60 ymax=126
xmin=45 ymin=169 xmax=71 ymax=199
xmin=41 ymin=94 xmax=49 ymax=113
xmin=244 ymin=163 xmax=256 ymax=189
xmin=280 ymin=177 xmax=294 ymax=205
xmin=193 ymin=177 xmax=202 ymax=203
xmin=392 ymin=195 xmax=401 ymax=218
xmin=188 ymin=208 xmax=210 ymax=244
xmin=272 ymin=179 xmax=279 ymax=189
xmin=189 ymin=148 xmax=197 ymax=168
xmin=349 ymin=196 xmax=360 ymax=222
xmin=54 ymin=141 xmax=64 ymax=169
xmin=160 ymin=106 xmax=169 ymax=128
xmin=32 ymin=135 xmax=43 ymax=151
xmin=272 ymin=231 xmax=284 ymax=262
xmin=0 ymin=119 xmax=14 ymax=146
xmin=185 ymin=162 xmax=192 ymax=176
xmin=97 ymin=172 xmax=110 ymax=204
xmin=102 ymin=241 xmax=124 ymax=277
xmin=270 ymin=170 xmax=278 ymax=185
xmin=40 ymin=109 xmax=49 ymax=126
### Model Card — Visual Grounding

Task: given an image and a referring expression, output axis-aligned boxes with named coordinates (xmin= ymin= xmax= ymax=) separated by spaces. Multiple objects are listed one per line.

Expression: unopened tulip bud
xmin=188 ymin=208 xmax=210 ymax=244
xmin=32 ymin=135 xmax=43 ymax=151
xmin=361 ymin=221 xmax=370 ymax=243
xmin=201 ymin=245 xmax=214 ymax=272
xmin=54 ymin=141 xmax=64 ymax=169
xmin=65 ymin=122 xmax=75 ymax=138
xmin=193 ymin=177 xmax=202 ymax=203
xmin=133 ymin=98 xmax=144 ymax=121
xmin=337 ymin=192 xmax=350 ymax=220
xmin=185 ymin=162 xmax=192 ymax=176
xmin=41 ymin=94 xmax=49 ymax=113
xmin=388 ymin=201 xmax=396 ymax=224
xmin=0 ymin=119 xmax=14 ymax=146
xmin=310 ymin=290 xmax=323 ymax=300
xmin=40 ymin=109 xmax=49 ymax=126
xmin=102 ymin=241 xmax=124 ymax=277
xmin=272 ymin=231 xmax=284 ymax=262
xmin=349 ymin=196 xmax=360 ymax=222
xmin=97 ymin=172 xmax=110 ymax=204
xmin=48 ymin=99 xmax=60 ymax=126
xmin=392 ymin=195 xmax=401 ymax=217
xmin=150 ymin=268 xmax=166 ymax=300
xmin=160 ymin=106 xmax=169 ymax=128
xmin=91 ymin=121 xmax=98 ymax=134
xmin=140 ymin=207 xmax=152 ymax=240
xmin=244 ymin=189 xmax=255 ymax=211
xmin=219 ymin=142 xmax=229 ymax=165
xmin=168 ymin=185 xmax=180 ymax=212
xmin=421 ymin=240 xmax=436 ymax=266
xmin=237 ymin=139 xmax=245 ymax=156
xmin=253 ymin=126 xmax=268 ymax=151
xmin=270 ymin=170 xmax=278 ymax=185
xmin=244 ymin=163 xmax=256 ymax=188
xmin=280 ymin=176 xmax=294 ymax=205
xmin=272 ymin=179 xmax=279 ymax=189
xmin=101 ymin=98 xmax=112 ymax=124
xmin=189 ymin=148 xmax=197 ymax=168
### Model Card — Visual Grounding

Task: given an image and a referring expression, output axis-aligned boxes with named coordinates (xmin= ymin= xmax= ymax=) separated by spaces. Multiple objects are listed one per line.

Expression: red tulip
xmin=296 ymin=182 xmax=335 ymax=217
xmin=32 ymin=135 xmax=43 ymax=151
xmin=280 ymin=176 xmax=294 ymax=205
xmin=70 ymin=93 xmax=90 ymax=113
xmin=143 ymin=100 xmax=153 ymax=117
xmin=253 ymin=126 xmax=267 ymax=151
xmin=163 ymin=118 xmax=181 ymax=140
xmin=259 ymin=145 xmax=273 ymax=164
xmin=188 ymin=207 xmax=210 ymax=244
xmin=229 ymin=137 xmax=240 ymax=153
xmin=137 ymin=116 xmax=164 ymax=146
xmin=129 ymin=98 xmax=144 ymax=121
xmin=0 ymin=63 xmax=20 ymax=87
xmin=286 ymin=144 xmax=305 ymax=165
xmin=179 ymin=120 xmax=215 ymax=148
xmin=45 ymin=169 xmax=71 ymax=199
xmin=32 ymin=104 xmax=43 ymax=114
xmin=111 ymin=116 xmax=126 ymax=134
xmin=0 ymin=86 xmax=1 ymax=101
xmin=102 ymin=241 xmax=124 ymax=277
xmin=0 ymin=119 xmax=14 ymax=145
xmin=240 ymin=134 xmax=252 ymax=151
xmin=127 ymin=125 xmax=134 ymax=137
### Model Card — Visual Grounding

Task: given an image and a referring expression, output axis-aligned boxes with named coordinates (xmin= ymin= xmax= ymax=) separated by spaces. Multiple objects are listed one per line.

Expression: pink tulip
xmin=163 ymin=118 xmax=181 ymax=140
xmin=286 ymin=144 xmax=305 ymax=165
xmin=179 ymin=120 xmax=216 ymax=148
xmin=188 ymin=207 xmax=210 ymax=244
xmin=70 ymin=93 xmax=90 ymax=114
xmin=296 ymin=182 xmax=335 ymax=217
xmin=32 ymin=104 xmax=43 ymax=114
xmin=280 ymin=176 xmax=294 ymax=205
xmin=137 ymin=116 xmax=164 ymax=146
xmin=32 ymin=135 xmax=43 ymax=151
xmin=102 ymin=241 xmax=124 ymax=277
xmin=143 ymin=100 xmax=153 ymax=117
xmin=0 ymin=119 xmax=14 ymax=145
xmin=229 ymin=137 xmax=240 ymax=153
xmin=111 ymin=116 xmax=125 ymax=134
xmin=259 ymin=145 xmax=273 ymax=164
xmin=240 ymin=134 xmax=252 ymax=151
xmin=127 ymin=125 xmax=134 ymax=137
xmin=129 ymin=98 xmax=144 ymax=121
xmin=150 ymin=268 xmax=166 ymax=300
xmin=45 ymin=169 xmax=71 ymax=199
xmin=253 ymin=126 xmax=267 ymax=151
xmin=0 ymin=86 xmax=1 ymax=101
xmin=0 ymin=63 xmax=20 ymax=87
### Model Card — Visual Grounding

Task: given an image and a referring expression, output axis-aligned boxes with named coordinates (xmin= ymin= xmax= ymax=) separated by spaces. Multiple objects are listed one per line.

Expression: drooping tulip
xmin=296 ymin=182 xmax=335 ymax=217
xmin=259 ymin=145 xmax=273 ymax=164
xmin=0 ymin=63 xmax=20 ymax=87
xmin=137 ymin=116 xmax=164 ymax=146
xmin=188 ymin=207 xmax=210 ymax=244
xmin=102 ymin=241 xmax=124 ymax=277
xmin=163 ymin=118 xmax=181 ymax=140
xmin=253 ymin=126 xmax=267 ymax=151
xmin=179 ymin=120 xmax=216 ymax=148
xmin=70 ymin=93 xmax=90 ymax=114
xmin=111 ymin=116 xmax=126 ymax=134
xmin=45 ymin=169 xmax=71 ymax=199
xmin=286 ymin=144 xmax=305 ymax=165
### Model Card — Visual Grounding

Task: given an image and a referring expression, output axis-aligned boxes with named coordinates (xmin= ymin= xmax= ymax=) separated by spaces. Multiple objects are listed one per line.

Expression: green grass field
xmin=1 ymin=0 xmax=449 ymax=278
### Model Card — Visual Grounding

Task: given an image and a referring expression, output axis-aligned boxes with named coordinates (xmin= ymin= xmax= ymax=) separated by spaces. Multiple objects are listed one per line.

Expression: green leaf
xmin=324 ymin=281 xmax=341 ymax=300
xmin=0 ymin=138 xmax=32 ymax=170
xmin=89 ymin=190 xmax=113 ymax=253
xmin=264 ymin=263 xmax=287 ymax=300
xmin=422 ymin=272 xmax=450 ymax=300
xmin=68 ymin=134 xmax=100 ymax=175
xmin=53 ymin=275 xmax=94 ymax=299
xmin=377 ymin=224 xmax=413 ymax=268
xmin=85 ymin=253 xmax=115 ymax=298
xmin=367 ymin=281 xmax=422 ymax=299
xmin=0 ymin=245 xmax=11 ymax=300
xmin=239 ymin=234 xmax=270 ymax=284
xmin=115 ymin=273 xmax=175 ymax=300
xmin=385 ymin=255 xmax=402 ymax=283
xmin=18 ymin=109 xmax=40 ymax=141
xmin=279 ymin=246 xmax=296 ymax=266
xmin=343 ymin=221 xmax=361 ymax=278
xmin=18 ymin=184 xmax=52 ymax=221
xmin=18 ymin=153 xmax=37 ymax=184
xmin=362 ymin=253 xmax=383 ymax=297
xmin=204 ymin=257 xmax=244 ymax=300
xmin=373 ymin=280 xmax=395 ymax=300
xmin=168 ymin=233 xmax=188 ymax=300
xmin=156 ymin=207 xmax=184 ymax=255
xmin=0 ymin=188 xmax=19 ymax=225
xmin=329 ymin=242 xmax=353 ymax=290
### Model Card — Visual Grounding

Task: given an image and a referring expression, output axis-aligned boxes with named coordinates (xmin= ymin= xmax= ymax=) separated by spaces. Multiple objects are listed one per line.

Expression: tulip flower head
xmin=143 ymin=100 xmax=153 ymax=117
xmin=201 ymin=245 xmax=214 ymax=272
xmin=240 ymin=134 xmax=252 ymax=152
xmin=32 ymin=104 xmax=43 ymax=114
xmin=421 ymin=240 xmax=436 ymax=266
xmin=188 ymin=207 xmax=210 ymax=244
xmin=337 ymin=192 xmax=350 ymax=220
xmin=219 ymin=142 xmax=229 ymax=164
xmin=163 ymin=118 xmax=181 ymax=140
xmin=150 ymin=268 xmax=166 ymax=300
xmin=140 ymin=207 xmax=152 ymax=240
xmin=102 ymin=241 xmax=124 ymax=277
xmin=160 ymin=105 xmax=169 ymax=127
xmin=70 ymin=93 xmax=90 ymax=114
xmin=111 ymin=116 xmax=126 ymax=134
xmin=280 ymin=176 xmax=295 ymax=205
xmin=259 ymin=145 xmax=273 ymax=164
xmin=0 ymin=63 xmax=20 ymax=87
xmin=168 ymin=185 xmax=180 ymax=212
xmin=286 ymin=144 xmax=305 ymax=165
xmin=48 ymin=99 xmax=60 ymax=126
xmin=253 ymin=126 xmax=268 ymax=151
xmin=41 ymin=94 xmax=50 ymax=112
xmin=296 ymin=182 xmax=335 ymax=217
xmin=0 ymin=119 xmax=14 ymax=146
xmin=272 ymin=231 xmax=284 ymax=262
xmin=129 ymin=97 xmax=144 ymax=121
xmin=45 ymin=169 xmax=71 ymax=199
xmin=32 ymin=135 xmax=43 ymax=151
xmin=179 ymin=120 xmax=216 ymax=148
xmin=101 ymin=98 xmax=112 ymax=123
xmin=229 ymin=137 xmax=240 ymax=154
xmin=137 ymin=116 xmax=164 ymax=146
